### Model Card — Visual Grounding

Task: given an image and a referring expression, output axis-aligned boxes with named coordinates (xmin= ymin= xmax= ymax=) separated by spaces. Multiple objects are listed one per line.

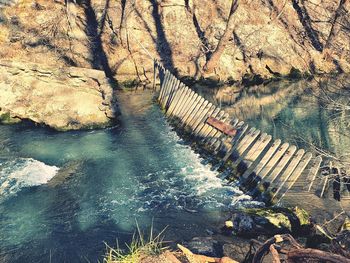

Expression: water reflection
xmin=195 ymin=75 xmax=350 ymax=168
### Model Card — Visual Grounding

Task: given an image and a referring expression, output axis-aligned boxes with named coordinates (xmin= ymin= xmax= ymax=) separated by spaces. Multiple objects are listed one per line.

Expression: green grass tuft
xmin=103 ymin=223 xmax=167 ymax=263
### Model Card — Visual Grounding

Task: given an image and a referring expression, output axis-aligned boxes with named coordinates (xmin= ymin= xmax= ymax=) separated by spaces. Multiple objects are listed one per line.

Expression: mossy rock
xmin=229 ymin=206 xmax=312 ymax=237
xmin=0 ymin=112 xmax=21 ymax=124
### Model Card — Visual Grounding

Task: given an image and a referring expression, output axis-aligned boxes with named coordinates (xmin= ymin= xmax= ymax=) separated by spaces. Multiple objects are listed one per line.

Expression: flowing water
xmin=0 ymin=90 xmax=259 ymax=263
xmin=1 ymin=77 xmax=349 ymax=262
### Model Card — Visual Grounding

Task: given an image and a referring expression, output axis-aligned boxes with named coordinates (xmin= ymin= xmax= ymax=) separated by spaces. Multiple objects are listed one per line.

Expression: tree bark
xmin=203 ymin=0 xmax=238 ymax=73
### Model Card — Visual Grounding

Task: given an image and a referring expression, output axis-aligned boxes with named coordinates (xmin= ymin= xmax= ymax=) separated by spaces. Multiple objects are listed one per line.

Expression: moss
xmin=265 ymin=213 xmax=291 ymax=231
xmin=293 ymin=206 xmax=310 ymax=226
xmin=0 ymin=112 xmax=21 ymax=124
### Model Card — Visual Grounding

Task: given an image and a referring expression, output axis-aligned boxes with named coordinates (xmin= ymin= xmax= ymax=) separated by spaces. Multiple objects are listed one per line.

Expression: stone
xmin=1 ymin=0 xmax=349 ymax=82
xmin=185 ymin=236 xmax=222 ymax=258
xmin=222 ymin=237 xmax=252 ymax=263
xmin=229 ymin=207 xmax=313 ymax=237
xmin=0 ymin=60 xmax=118 ymax=130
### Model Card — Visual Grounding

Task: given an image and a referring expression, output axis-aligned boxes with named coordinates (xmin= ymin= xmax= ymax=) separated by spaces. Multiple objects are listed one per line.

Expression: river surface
xmin=1 ymin=77 xmax=349 ymax=262
xmin=0 ymin=90 xmax=259 ymax=263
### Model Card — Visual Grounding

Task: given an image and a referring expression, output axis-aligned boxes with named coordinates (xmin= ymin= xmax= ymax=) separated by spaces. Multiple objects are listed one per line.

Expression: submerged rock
xmin=0 ymin=60 xmax=119 ymax=130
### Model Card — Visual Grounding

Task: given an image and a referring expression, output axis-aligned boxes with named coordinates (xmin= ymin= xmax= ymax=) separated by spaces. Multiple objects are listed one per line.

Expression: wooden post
xmin=177 ymin=90 xmax=196 ymax=119
xmin=307 ymin=156 xmax=322 ymax=192
xmin=162 ymin=74 xmax=176 ymax=109
xmin=158 ymin=70 xmax=170 ymax=104
xmin=223 ymin=127 xmax=257 ymax=162
xmin=153 ymin=59 xmax=157 ymax=91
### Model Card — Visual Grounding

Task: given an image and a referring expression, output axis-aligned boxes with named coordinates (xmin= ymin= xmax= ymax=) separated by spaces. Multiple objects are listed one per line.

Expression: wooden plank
xmin=235 ymin=129 xmax=261 ymax=160
xmin=177 ymin=90 xmax=196 ymax=119
xmin=221 ymin=123 xmax=249 ymax=156
xmin=192 ymin=104 xmax=217 ymax=136
xmin=212 ymin=118 xmax=240 ymax=153
xmin=166 ymin=83 xmax=186 ymax=117
xmin=201 ymin=110 xmax=225 ymax=142
xmin=181 ymin=96 xmax=203 ymax=125
xmin=241 ymin=139 xmax=282 ymax=181
xmin=232 ymin=133 xmax=268 ymax=167
xmin=206 ymin=117 xmax=237 ymax=137
xmin=161 ymin=71 xmax=173 ymax=107
xmin=171 ymin=86 xmax=190 ymax=118
xmin=158 ymin=70 xmax=170 ymax=103
xmin=186 ymin=100 xmax=209 ymax=129
xmin=223 ymin=127 xmax=256 ymax=162
xmin=275 ymin=152 xmax=313 ymax=201
xmin=255 ymin=143 xmax=290 ymax=183
xmin=191 ymin=103 xmax=215 ymax=135
xmin=165 ymin=78 xmax=180 ymax=111
xmin=319 ymin=175 xmax=329 ymax=198
xmin=197 ymin=107 xmax=220 ymax=140
xmin=153 ymin=60 xmax=157 ymax=90
xmin=263 ymin=145 xmax=297 ymax=185
xmin=162 ymin=75 xmax=177 ymax=109
xmin=207 ymin=112 xmax=230 ymax=147
xmin=307 ymin=156 xmax=322 ymax=192
xmin=238 ymin=134 xmax=272 ymax=172
xmin=270 ymin=149 xmax=305 ymax=187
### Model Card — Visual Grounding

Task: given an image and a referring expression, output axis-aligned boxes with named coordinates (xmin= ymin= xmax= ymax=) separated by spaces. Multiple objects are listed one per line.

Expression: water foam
xmin=0 ymin=158 xmax=59 ymax=201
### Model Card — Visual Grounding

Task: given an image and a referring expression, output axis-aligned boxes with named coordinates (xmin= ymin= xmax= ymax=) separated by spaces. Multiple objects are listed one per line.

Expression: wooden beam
xmin=206 ymin=117 xmax=237 ymax=137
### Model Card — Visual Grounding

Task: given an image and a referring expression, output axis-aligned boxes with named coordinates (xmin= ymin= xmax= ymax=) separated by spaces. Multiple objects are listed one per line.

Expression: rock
xmin=228 ymin=207 xmax=313 ymax=237
xmin=222 ymin=237 xmax=252 ymax=263
xmin=185 ymin=236 xmax=222 ymax=257
xmin=1 ymin=0 xmax=349 ymax=82
xmin=0 ymin=60 xmax=119 ymax=130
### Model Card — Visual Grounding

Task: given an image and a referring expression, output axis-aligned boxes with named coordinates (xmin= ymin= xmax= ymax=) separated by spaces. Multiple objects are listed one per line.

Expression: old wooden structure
xmin=154 ymin=60 xmax=349 ymax=203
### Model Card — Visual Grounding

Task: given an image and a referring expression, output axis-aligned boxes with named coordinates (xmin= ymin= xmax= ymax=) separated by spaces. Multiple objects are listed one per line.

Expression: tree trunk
xmin=203 ymin=0 xmax=238 ymax=73
xmin=323 ymin=0 xmax=347 ymax=60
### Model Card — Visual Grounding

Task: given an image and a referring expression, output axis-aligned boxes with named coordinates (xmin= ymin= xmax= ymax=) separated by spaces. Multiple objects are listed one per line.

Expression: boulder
xmin=226 ymin=207 xmax=312 ymax=237
xmin=0 ymin=60 xmax=119 ymax=130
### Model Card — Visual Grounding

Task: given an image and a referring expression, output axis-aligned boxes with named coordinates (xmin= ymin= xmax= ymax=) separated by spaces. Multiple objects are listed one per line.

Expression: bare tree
xmin=323 ymin=0 xmax=348 ymax=60
xmin=203 ymin=0 xmax=238 ymax=74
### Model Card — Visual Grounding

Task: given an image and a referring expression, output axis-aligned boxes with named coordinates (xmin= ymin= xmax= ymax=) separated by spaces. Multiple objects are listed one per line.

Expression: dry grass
xmin=103 ymin=224 xmax=168 ymax=263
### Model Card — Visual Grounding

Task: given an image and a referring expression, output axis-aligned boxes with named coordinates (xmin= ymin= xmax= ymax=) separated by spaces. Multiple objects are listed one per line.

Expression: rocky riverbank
xmin=1 ymin=0 xmax=349 ymax=83
xmin=0 ymin=60 xmax=119 ymax=130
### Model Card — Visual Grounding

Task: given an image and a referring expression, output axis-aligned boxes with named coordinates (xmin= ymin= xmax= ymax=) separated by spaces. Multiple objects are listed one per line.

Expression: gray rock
xmin=185 ymin=236 xmax=222 ymax=257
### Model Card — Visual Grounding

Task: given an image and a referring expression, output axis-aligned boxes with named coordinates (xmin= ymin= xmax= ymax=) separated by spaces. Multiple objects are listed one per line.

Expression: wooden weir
xmin=154 ymin=60 xmax=349 ymax=203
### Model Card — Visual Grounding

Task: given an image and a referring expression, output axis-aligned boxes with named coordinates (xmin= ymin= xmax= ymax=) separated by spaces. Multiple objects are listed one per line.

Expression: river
xmin=0 ymin=90 xmax=259 ymax=262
